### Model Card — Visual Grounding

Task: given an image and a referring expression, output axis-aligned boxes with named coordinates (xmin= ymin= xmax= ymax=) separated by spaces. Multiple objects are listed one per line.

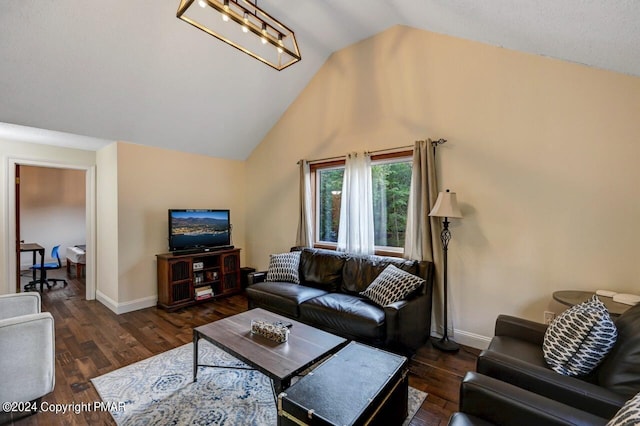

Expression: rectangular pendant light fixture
xmin=177 ymin=0 xmax=301 ymax=71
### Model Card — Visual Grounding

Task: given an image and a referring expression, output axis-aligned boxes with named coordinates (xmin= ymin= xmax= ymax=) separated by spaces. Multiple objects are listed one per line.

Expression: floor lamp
xmin=429 ymin=189 xmax=463 ymax=352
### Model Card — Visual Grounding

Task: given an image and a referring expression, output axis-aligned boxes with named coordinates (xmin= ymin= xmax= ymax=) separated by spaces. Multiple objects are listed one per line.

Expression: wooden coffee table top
xmin=194 ymin=308 xmax=347 ymax=382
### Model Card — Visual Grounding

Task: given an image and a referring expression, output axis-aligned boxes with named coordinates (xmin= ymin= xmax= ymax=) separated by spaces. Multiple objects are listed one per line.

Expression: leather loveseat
xmin=246 ymin=248 xmax=434 ymax=352
xmin=476 ymin=302 xmax=640 ymax=420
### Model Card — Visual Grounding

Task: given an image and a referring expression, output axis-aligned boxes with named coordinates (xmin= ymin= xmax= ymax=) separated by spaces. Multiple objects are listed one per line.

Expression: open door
xmin=15 ymin=164 xmax=21 ymax=292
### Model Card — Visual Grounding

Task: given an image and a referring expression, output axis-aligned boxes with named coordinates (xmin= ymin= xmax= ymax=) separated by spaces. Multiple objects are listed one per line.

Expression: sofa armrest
xmin=476 ymin=350 xmax=626 ymax=419
xmin=384 ymin=289 xmax=433 ymax=351
xmin=456 ymin=372 xmax=608 ymax=426
xmin=0 ymin=293 xmax=41 ymax=320
xmin=247 ymin=271 xmax=267 ymax=286
xmin=0 ymin=312 xmax=55 ymax=403
xmin=494 ymin=315 xmax=548 ymax=346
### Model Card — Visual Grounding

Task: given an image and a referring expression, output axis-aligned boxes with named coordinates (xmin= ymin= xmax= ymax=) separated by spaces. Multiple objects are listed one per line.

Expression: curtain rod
xmin=296 ymin=138 xmax=447 ymax=165
xmin=365 ymin=145 xmax=413 ymax=155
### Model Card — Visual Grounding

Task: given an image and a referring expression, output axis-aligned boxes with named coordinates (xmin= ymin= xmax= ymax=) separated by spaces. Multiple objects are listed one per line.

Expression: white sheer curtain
xmin=295 ymin=160 xmax=313 ymax=247
xmin=337 ymin=152 xmax=375 ymax=254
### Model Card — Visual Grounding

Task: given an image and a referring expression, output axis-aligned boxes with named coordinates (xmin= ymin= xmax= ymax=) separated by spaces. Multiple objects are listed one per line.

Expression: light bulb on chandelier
xmin=221 ymin=0 xmax=229 ymax=21
xmin=277 ymin=33 xmax=284 ymax=53
xmin=261 ymin=22 xmax=268 ymax=44
xmin=242 ymin=12 xmax=249 ymax=33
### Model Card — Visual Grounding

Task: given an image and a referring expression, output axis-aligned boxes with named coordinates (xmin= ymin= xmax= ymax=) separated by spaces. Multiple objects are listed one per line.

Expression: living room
xmin=2 ymin=1 xmax=640 ymax=425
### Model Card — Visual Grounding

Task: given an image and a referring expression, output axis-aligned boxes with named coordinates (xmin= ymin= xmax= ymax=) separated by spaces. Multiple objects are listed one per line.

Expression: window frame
xmin=310 ymin=150 xmax=412 ymax=257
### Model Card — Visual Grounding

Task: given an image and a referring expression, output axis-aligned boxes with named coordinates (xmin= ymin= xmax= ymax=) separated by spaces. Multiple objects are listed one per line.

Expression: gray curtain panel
xmin=295 ymin=160 xmax=313 ymax=248
xmin=404 ymin=139 xmax=444 ymax=335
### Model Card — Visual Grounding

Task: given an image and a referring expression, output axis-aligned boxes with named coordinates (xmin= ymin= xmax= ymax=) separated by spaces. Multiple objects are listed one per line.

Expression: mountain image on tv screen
xmin=170 ymin=210 xmax=230 ymax=249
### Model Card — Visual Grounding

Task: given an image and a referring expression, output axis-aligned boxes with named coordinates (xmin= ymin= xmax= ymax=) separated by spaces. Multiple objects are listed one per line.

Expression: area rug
xmin=92 ymin=340 xmax=427 ymax=425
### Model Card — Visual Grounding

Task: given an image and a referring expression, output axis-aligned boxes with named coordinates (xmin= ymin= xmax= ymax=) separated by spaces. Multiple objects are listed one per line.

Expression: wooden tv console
xmin=156 ymin=248 xmax=241 ymax=311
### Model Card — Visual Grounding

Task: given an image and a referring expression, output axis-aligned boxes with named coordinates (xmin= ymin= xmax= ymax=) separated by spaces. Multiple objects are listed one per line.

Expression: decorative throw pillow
xmin=607 ymin=392 xmax=640 ymax=426
xmin=360 ymin=264 xmax=425 ymax=307
xmin=265 ymin=252 xmax=301 ymax=284
xmin=543 ymin=295 xmax=617 ymax=377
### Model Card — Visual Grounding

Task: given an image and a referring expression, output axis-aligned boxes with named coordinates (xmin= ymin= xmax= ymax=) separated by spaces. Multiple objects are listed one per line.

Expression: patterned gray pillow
xmin=543 ymin=295 xmax=617 ymax=376
xmin=265 ymin=252 xmax=301 ymax=284
xmin=607 ymin=392 xmax=640 ymax=426
xmin=360 ymin=264 xmax=425 ymax=307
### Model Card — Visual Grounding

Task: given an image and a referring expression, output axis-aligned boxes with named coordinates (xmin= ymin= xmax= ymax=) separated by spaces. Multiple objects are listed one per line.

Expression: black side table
xmin=553 ymin=290 xmax=631 ymax=317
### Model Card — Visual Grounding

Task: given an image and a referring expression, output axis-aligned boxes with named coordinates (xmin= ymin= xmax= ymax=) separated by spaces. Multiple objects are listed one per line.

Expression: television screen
xmin=168 ymin=209 xmax=231 ymax=251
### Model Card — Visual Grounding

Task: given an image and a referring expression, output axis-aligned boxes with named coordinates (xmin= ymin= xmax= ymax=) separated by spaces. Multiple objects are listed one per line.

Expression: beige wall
xmin=245 ymin=26 xmax=640 ymax=346
xmin=96 ymin=142 xmax=119 ymax=302
xmin=111 ymin=142 xmax=247 ymax=306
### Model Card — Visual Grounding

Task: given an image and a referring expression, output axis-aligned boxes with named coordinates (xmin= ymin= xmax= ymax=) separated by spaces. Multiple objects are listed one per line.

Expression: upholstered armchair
xmin=476 ymin=302 xmax=640 ymax=419
xmin=448 ymin=372 xmax=608 ymax=426
xmin=0 ymin=293 xmax=55 ymax=408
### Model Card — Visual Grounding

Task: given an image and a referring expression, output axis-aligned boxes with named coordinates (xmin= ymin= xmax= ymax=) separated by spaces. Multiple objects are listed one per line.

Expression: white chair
xmin=0 ymin=293 xmax=55 ymax=410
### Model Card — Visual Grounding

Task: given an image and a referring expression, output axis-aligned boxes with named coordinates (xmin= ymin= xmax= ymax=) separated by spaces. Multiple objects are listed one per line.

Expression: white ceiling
xmin=1 ymin=0 xmax=639 ymax=160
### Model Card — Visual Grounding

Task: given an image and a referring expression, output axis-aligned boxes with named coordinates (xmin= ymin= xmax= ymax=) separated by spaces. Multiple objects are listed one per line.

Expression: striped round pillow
xmin=607 ymin=392 xmax=640 ymax=426
xmin=543 ymin=295 xmax=617 ymax=376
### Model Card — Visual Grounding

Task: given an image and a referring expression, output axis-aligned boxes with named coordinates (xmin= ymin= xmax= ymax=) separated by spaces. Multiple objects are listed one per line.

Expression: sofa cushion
xmin=299 ymin=293 xmax=385 ymax=342
xmin=266 ymin=252 xmax=301 ymax=284
xmin=607 ymin=391 xmax=640 ymax=426
xmin=342 ymin=254 xmax=419 ymax=294
xmin=246 ymin=282 xmax=327 ymax=318
xmin=359 ymin=265 xmax=425 ymax=307
xmin=597 ymin=302 xmax=640 ymax=398
xmin=543 ymin=295 xmax=617 ymax=377
xmin=299 ymin=248 xmax=346 ymax=292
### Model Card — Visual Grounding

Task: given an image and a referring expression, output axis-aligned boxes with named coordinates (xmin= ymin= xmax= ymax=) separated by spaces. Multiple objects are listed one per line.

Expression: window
xmin=371 ymin=157 xmax=412 ymax=249
xmin=312 ymin=152 xmax=412 ymax=253
xmin=316 ymin=165 xmax=344 ymax=243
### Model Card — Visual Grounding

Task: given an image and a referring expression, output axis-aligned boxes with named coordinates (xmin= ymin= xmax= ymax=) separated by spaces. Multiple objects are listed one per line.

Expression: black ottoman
xmin=277 ymin=341 xmax=408 ymax=425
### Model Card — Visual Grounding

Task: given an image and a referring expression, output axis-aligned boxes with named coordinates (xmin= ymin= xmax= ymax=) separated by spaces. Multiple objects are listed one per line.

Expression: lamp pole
xmin=428 ymin=189 xmax=462 ymax=353
xmin=432 ymin=216 xmax=459 ymax=352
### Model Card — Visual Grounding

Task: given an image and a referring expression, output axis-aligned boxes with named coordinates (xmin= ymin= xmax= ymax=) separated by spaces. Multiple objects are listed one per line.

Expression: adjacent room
xmin=1 ymin=1 xmax=640 ymax=425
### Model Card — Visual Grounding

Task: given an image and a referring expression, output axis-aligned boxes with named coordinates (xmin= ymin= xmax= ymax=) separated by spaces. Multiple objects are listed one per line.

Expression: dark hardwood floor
xmin=8 ymin=269 xmax=478 ymax=425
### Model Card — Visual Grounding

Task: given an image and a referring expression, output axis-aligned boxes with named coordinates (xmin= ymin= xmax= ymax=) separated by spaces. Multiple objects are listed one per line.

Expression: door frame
xmin=5 ymin=158 xmax=96 ymax=300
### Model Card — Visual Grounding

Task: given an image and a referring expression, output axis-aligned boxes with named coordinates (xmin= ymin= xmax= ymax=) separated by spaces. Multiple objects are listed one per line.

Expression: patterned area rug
xmin=92 ymin=340 xmax=427 ymax=425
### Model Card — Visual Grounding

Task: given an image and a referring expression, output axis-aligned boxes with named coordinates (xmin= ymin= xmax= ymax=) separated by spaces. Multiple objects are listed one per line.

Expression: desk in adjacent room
xmin=20 ymin=243 xmax=45 ymax=292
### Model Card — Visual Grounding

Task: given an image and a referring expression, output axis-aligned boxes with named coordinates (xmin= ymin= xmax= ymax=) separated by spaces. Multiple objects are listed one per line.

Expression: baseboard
xmin=431 ymin=327 xmax=492 ymax=350
xmin=450 ymin=329 xmax=491 ymax=350
xmin=96 ymin=291 xmax=157 ymax=315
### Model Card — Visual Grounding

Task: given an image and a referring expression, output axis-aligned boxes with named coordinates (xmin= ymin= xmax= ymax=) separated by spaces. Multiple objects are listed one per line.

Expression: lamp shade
xmin=429 ymin=190 xmax=462 ymax=218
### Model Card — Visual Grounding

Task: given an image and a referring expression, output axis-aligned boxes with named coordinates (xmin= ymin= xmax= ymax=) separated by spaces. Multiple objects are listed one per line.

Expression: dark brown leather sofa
xmin=246 ymin=248 xmax=434 ymax=352
xmin=476 ymin=302 xmax=640 ymax=420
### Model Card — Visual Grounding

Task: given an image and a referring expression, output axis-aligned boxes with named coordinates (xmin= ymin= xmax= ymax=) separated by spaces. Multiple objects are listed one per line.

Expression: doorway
xmin=7 ymin=159 xmax=96 ymax=300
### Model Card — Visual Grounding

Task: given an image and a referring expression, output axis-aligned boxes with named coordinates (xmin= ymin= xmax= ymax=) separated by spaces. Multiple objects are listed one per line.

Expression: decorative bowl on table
xmin=251 ymin=320 xmax=289 ymax=343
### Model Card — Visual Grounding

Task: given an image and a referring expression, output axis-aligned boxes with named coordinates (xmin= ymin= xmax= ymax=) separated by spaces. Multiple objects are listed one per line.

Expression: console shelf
xmin=156 ymin=248 xmax=241 ymax=311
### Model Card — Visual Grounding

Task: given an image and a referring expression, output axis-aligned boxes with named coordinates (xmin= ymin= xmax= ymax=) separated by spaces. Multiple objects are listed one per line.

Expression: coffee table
xmin=193 ymin=308 xmax=348 ymax=394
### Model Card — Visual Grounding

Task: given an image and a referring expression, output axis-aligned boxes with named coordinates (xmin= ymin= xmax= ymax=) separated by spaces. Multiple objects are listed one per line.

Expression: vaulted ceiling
xmin=1 ymin=1 xmax=639 ymax=160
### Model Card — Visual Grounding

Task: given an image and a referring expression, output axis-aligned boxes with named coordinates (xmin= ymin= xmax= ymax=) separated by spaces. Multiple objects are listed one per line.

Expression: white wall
xmin=19 ymin=165 xmax=85 ymax=268
xmin=0 ymin=139 xmax=95 ymax=295
xmin=245 ymin=26 xmax=640 ymax=348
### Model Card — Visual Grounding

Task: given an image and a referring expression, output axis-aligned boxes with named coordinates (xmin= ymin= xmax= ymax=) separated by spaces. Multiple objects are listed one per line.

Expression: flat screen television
xmin=168 ymin=209 xmax=231 ymax=252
